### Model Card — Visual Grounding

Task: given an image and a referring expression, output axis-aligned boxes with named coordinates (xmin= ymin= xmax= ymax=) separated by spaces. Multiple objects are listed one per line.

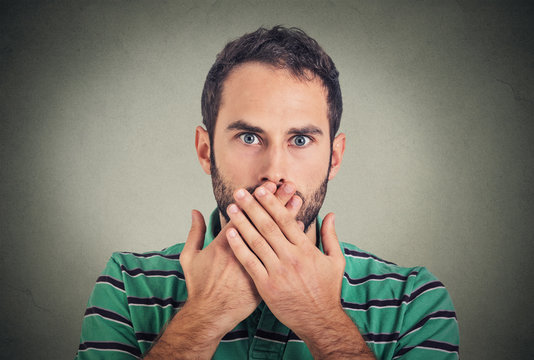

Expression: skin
xmin=144 ymin=62 xmax=375 ymax=359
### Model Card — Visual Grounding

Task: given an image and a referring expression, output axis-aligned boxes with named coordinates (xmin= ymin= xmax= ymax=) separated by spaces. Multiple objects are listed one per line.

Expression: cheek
xmin=290 ymin=149 xmax=331 ymax=186
xmin=215 ymin=145 xmax=258 ymax=184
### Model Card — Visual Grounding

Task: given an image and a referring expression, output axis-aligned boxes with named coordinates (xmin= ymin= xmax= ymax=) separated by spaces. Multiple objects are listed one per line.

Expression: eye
xmin=291 ymin=135 xmax=311 ymax=147
xmin=238 ymin=133 xmax=260 ymax=145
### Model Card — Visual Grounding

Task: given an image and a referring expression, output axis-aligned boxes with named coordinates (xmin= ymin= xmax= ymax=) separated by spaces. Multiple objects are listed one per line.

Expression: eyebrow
xmin=226 ymin=120 xmax=323 ymax=136
xmin=226 ymin=120 xmax=264 ymax=134
xmin=287 ymin=126 xmax=323 ymax=136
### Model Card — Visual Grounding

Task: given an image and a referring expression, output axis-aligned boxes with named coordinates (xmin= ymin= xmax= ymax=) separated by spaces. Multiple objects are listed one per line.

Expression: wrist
xmin=295 ymin=306 xmax=375 ymax=360
xmin=172 ymin=299 xmax=234 ymax=341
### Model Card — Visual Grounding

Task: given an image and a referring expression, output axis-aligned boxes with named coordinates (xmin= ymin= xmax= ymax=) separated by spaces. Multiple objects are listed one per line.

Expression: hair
xmin=201 ymin=25 xmax=342 ymax=144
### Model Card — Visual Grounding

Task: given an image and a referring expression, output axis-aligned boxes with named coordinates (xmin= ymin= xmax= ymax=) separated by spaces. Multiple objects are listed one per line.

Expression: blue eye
xmin=292 ymin=135 xmax=311 ymax=147
xmin=239 ymin=133 xmax=260 ymax=145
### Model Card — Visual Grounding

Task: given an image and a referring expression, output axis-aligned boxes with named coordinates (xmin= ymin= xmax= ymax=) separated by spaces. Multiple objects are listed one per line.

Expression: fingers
xmin=263 ymin=181 xmax=302 ymax=217
xmin=225 ymin=181 xmax=305 ymax=268
xmin=226 ymin=227 xmax=268 ymax=282
xmin=227 ymin=202 xmax=280 ymax=268
xmin=320 ymin=213 xmax=343 ymax=258
xmin=251 ymin=185 xmax=307 ymax=246
xmin=181 ymin=210 xmax=207 ymax=265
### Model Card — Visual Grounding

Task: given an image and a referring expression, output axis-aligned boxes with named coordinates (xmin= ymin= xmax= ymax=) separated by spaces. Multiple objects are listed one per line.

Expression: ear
xmin=195 ymin=126 xmax=212 ymax=175
xmin=328 ymin=133 xmax=345 ymax=180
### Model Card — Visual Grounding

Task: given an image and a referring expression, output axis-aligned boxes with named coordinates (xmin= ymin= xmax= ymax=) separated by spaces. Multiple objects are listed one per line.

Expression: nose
xmin=259 ymin=145 xmax=288 ymax=186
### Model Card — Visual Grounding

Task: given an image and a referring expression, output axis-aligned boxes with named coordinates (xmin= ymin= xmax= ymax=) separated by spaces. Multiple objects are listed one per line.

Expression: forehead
xmin=216 ymin=62 xmax=329 ymax=132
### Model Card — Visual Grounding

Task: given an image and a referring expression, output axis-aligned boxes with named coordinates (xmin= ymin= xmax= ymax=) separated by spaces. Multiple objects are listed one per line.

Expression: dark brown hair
xmin=201 ymin=26 xmax=342 ymax=143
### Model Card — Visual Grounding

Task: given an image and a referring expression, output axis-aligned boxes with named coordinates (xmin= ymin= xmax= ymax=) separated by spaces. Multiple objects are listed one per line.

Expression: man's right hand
xmin=144 ymin=182 xmax=301 ymax=359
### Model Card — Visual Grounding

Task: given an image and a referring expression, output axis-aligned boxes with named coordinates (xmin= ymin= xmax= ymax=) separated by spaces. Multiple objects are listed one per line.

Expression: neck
xmin=218 ymin=212 xmax=317 ymax=246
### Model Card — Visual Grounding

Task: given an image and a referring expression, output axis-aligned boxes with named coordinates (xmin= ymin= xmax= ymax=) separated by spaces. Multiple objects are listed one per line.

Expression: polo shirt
xmin=76 ymin=210 xmax=459 ymax=359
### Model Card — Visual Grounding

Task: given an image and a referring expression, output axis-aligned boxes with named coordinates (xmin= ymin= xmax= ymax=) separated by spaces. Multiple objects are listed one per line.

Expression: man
xmin=76 ymin=26 xmax=459 ymax=359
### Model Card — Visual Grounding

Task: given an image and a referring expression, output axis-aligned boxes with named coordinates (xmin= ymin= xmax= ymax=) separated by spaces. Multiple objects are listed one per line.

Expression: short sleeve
xmin=393 ymin=267 xmax=460 ymax=359
xmin=75 ymin=255 xmax=141 ymax=359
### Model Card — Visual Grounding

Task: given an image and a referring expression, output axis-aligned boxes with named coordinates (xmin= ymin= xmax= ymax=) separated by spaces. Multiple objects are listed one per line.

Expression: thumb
xmin=184 ymin=210 xmax=207 ymax=253
xmin=320 ymin=213 xmax=342 ymax=258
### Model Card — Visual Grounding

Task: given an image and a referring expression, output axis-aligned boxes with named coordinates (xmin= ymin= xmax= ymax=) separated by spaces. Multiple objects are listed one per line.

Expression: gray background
xmin=1 ymin=0 xmax=533 ymax=359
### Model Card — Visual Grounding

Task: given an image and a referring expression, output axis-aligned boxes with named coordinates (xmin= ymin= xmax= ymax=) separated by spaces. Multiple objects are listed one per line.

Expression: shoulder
xmin=339 ymin=242 xmax=459 ymax=358
xmin=340 ymin=242 xmax=418 ymax=279
xmin=107 ymin=243 xmax=186 ymax=271
xmin=340 ymin=242 xmax=454 ymax=307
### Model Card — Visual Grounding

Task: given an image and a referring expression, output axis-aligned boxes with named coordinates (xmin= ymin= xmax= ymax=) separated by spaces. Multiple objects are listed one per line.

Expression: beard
xmin=210 ymin=152 xmax=329 ymax=233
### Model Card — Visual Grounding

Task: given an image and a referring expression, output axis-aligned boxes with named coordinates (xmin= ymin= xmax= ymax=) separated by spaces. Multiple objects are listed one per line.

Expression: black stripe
xmin=344 ymin=271 xmax=419 ymax=285
xmin=343 ymin=248 xmax=396 ymax=265
xmin=78 ymin=341 xmax=141 ymax=356
xmin=127 ymin=296 xmax=184 ymax=308
xmin=136 ymin=332 xmax=158 ymax=342
xmin=342 ymin=280 xmax=445 ymax=311
xmin=120 ymin=265 xmax=185 ymax=279
xmin=255 ymin=329 xmax=289 ymax=343
xmin=342 ymin=298 xmax=403 ymax=310
xmin=407 ymin=281 xmax=444 ymax=303
xmin=399 ymin=310 xmax=457 ymax=340
xmin=222 ymin=330 xmax=248 ymax=341
xmin=288 ymin=332 xmax=302 ymax=341
xmin=363 ymin=332 xmax=399 ymax=342
xmin=396 ymin=340 xmax=459 ymax=356
xmin=121 ymin=252 xmax=181 ymax=260
xmin=97 ymin=275 xmax=125 ymax=290
xmin=84 ymin=307 xmax=132 ymax=327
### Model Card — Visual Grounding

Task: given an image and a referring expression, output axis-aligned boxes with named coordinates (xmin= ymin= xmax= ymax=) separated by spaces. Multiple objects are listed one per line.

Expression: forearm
xmin=297 ymin=307 xmax=376 ymax=360
xmin=143 ymin=302 xmax=227 ymax=360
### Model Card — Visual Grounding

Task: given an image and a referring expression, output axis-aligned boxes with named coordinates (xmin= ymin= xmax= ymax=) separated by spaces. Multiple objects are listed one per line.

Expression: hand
xmin=179 ymin=182 xmax=303 ymax=336
xmin=144 ymin=184 xmax=304 ymax=359
xmin=225 ymin=183 xmax=374 ymax=358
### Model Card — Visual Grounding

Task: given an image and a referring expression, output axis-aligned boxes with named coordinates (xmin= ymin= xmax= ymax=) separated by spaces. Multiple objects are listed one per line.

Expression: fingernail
xmin=228 ymin=228 xmax=237 ymax=238
xmin=228 ymin=204 xmax=239 ymax=214
xmin=235 ymin=189 xmax=246 ymax=199
xmin=290 ymin=196 xmax=300 ymax=207
xmin=264 ymin=182 xmax=276 ymax=193
xmin=257 ymin=187 xmax=266 ymax=196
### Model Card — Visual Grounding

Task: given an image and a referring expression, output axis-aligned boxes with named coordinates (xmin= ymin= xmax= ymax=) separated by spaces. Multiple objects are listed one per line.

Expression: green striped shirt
xmin=76 ymin=210 xmax=459 ymax=359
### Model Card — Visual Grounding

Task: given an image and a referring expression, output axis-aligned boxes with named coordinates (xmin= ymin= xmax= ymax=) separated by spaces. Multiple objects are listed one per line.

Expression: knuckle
xmin=249 ymin=236 xmax=266 ymax=251
xmin=244 ymin=257 xmax=258 ymax=270
xmin=260 ymin=221 xmax=278 ymax=236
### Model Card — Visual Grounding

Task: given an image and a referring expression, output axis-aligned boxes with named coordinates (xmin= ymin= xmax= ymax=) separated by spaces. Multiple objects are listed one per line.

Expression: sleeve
xmin=393 ymin=267 xmax=460 ymax=359
xmin=75 ymin=255 xmax=142 ymax=360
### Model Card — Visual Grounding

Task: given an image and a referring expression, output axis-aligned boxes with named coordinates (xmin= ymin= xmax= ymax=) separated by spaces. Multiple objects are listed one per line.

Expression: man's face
xmin=208 ymin=62 xmax=337 ymax=232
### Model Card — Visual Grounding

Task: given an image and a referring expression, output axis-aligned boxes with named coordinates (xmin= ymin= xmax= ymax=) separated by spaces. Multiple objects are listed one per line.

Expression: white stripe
xmin=96 ymin=280 xmax=126 ymax=293
xmin=220 ymin=337 xmax=248 ymax=343
xmin=344 ymin=273 xmax=417 ymax=286
xmin=417 ymin=345 xmax=459 ymax=354
xmin=119 ymin=252 xmax=180 ymax=260
xmin=343 ymin=304 xmax=404 ymax=311
xmin=121 ymin=272 xmax=185 ymax=280
xmin=254 ymin=335 xmax=286 ymax=345
xmin=78 ymin=347 xmax=140 ymax=359
xmin=343 ymin=253 xmax=393 ymax=265
xmin=128 ymin=303 xmax=184 ymax=309
xmin=84 ymin=313 xmax=133 ymax=328
xmin=406 ymin=285 xmax=445 ymax=304
xmin=401 ymin=316 xmax=458 ymax=338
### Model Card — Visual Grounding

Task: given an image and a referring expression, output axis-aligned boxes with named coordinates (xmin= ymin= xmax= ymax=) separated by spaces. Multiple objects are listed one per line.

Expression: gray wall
xmin=1 ymin=1 xmax=533 ymax=358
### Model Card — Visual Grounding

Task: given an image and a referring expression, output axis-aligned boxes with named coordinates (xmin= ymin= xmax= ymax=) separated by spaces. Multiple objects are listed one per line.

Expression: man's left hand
xmin=225 ymin=182 xmax=374 ymax=358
